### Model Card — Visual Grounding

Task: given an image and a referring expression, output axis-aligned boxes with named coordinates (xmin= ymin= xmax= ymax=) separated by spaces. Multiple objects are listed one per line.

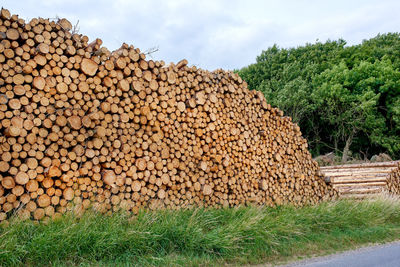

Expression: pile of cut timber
xmin=321 ymin=161 xmax=400 ymax=198
xmin=387 ymin=162 xmax=400 ymax=195
xmin=0 ymin=8 xmax=336 ymax=221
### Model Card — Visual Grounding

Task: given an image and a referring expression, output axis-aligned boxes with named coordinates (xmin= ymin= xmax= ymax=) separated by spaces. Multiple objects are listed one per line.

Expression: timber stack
xmin=0 ymin=8 xmax=336 ymax=221
xmin=321 ymin=161 xmax=400 ymax=198
xmin=386 ymin=162 xmax=400 ymax=195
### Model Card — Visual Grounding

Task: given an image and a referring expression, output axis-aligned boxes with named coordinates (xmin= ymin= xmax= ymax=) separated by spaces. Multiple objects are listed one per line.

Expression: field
xmin=1 ymin=196 xmax=400 ymax=266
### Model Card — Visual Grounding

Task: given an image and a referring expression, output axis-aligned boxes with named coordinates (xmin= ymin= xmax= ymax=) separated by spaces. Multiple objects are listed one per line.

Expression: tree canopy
xmin=237 ymin=33 xmax=400 ymax=160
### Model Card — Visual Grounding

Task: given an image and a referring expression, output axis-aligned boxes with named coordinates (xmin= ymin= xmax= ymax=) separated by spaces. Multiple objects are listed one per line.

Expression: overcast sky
xmin=3 ymin=0 xmax=400 ymax=70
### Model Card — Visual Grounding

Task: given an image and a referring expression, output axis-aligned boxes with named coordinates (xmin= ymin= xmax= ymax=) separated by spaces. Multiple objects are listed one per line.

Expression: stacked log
xmin=321 ymin=161 xmax=400 ymax=198
xmin=387 ymin=162 xmax=400 ymax=195
xmin=0 ymin=8 xmax=336 ymax=221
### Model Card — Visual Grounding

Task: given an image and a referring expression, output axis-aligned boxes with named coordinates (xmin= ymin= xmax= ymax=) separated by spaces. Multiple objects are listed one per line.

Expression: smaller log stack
xmin=321 ymin=161 xmax=400 ymax=198
xmin=387 ymin=162 xmax=400 ymax=195
xmin=0 ymin=8 xmax=337 ymax=221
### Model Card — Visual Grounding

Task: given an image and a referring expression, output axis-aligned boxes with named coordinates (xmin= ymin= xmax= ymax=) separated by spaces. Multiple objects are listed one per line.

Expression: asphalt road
xmin=283 ymin=241 xmax=400 ymax=267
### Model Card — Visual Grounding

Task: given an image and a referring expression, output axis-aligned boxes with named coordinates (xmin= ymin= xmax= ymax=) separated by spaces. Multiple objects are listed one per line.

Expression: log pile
xmin=321 ymin=161 xmax=400 ymax=198
xmin=0 ymin=8 xmax=336 ymax=221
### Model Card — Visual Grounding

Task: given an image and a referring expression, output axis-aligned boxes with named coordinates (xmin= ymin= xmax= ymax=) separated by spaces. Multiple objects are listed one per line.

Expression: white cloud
xmin=2 ymin=0 xmax=400 ymax=70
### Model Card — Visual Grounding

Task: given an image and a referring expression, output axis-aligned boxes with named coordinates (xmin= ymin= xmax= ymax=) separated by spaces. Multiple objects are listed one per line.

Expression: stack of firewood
xmin=0 ymin=8 xmax=336 ymax=221
xmin=387 ymin=162 xmax=400 ymax=195
xmin=321 ymin=161 xmax=400 ymax=198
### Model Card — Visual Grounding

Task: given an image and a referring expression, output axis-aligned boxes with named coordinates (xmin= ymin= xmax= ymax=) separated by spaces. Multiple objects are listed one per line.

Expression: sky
xmin=3 ymin=0 xmax=400 ymax=70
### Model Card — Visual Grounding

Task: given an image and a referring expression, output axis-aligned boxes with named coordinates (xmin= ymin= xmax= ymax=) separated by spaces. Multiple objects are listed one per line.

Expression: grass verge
xmin=1 ymin=196 xmax=400 ymax=266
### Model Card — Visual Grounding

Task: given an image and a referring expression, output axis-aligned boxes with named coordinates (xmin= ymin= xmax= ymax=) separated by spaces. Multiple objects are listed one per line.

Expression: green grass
xmin=1 ymin=196 xmax=400 ymax=266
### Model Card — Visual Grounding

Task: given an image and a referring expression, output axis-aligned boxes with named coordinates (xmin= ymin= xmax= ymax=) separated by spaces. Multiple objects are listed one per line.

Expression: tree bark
xmin=342 ymin=131 xmax=355 ymax=163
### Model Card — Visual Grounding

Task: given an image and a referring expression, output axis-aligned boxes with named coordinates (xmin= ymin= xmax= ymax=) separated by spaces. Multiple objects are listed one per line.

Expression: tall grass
xmin=1 ymin=196 xmax=400 ymax=266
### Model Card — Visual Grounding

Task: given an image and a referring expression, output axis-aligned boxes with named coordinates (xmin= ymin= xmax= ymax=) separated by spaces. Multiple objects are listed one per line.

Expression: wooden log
xmin=6 ymin=28 xmax=19 ymax=40
xmin=203 ymin=184 xmax=213 ymax=195
xmin=38 ymin=194 xmax=51 ymax=207
xmin=15 ymin=172 xmax=29 ymax=185
xmin=2 ymin=177 xmax=15 ymax=189
xmin=58 ymin=18 xmax=73 ymax=31
xmin=103 ymin=170 xmax=116 ymax=187
xmin=321 ymin=161 xmax=399 ymax=170
xmin=81 ymin=58 xmax=98 ymax=76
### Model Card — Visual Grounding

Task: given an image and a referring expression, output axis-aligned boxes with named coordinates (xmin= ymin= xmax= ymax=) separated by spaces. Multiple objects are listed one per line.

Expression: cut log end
xmin=81 ymin=58 xmax=98 ymax=76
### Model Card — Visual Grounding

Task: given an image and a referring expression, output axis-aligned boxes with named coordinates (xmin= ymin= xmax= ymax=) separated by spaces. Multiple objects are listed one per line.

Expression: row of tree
xmin=238 ymin=33 xmax=400 ymax=161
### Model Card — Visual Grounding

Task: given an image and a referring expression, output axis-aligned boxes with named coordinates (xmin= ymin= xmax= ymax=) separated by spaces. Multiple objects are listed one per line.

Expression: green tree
xmin=312 ymin=61 xmax=386 ymax=162
xmin=238 ymin=33 xmax=400 ymax=159
xmin=238 ymin=40 xmax=345 ymax=154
